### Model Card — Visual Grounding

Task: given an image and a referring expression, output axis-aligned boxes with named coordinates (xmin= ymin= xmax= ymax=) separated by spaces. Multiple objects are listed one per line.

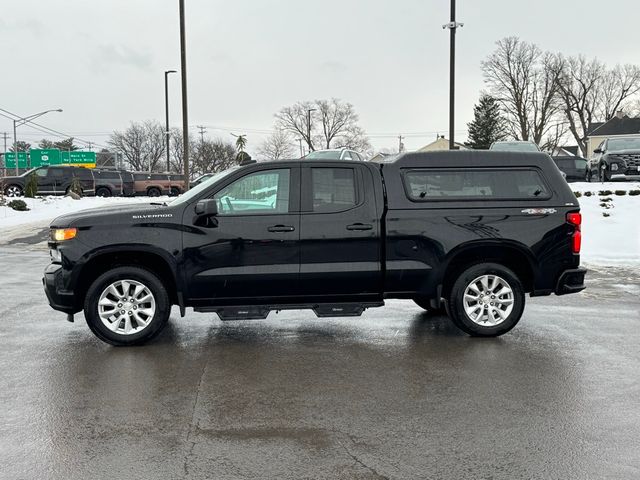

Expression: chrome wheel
xmin=5 ymin=186 xmax=22 ymax=197
xmin=97 ymin=279 xmax=156 ymax=335
xmin=463 ymin=274 xmax=514 ymax=327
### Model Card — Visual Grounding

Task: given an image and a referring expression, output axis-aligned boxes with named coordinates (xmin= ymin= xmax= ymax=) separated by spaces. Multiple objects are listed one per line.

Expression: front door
xmin=298 ymin=164 xmax=381 ymax=298
xmin=183 ymin=166 xmax=301 ymax=303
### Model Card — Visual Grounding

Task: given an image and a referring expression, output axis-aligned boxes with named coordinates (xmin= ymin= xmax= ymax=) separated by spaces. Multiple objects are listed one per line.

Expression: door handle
xmin=268 ymin=225 xmax=295 ymax=233
xmin=346 ymin=223 xmax=373 ymax=231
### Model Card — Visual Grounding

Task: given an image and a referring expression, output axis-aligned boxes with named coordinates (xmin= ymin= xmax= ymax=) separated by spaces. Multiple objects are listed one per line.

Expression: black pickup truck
xmin=44 ymin=151 xmax=586 ymax=345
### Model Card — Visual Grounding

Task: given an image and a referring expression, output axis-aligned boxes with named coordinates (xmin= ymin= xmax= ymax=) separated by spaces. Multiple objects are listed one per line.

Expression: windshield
xmin=306 ymin=151 xmax=342 ymax=159
xmin=608 ymin=137 xmax=640 ymax=151
xmin=169 ymin=167 xmax=241 ymax=206
xmin=491 ymin=142 xmax=540 ymax=152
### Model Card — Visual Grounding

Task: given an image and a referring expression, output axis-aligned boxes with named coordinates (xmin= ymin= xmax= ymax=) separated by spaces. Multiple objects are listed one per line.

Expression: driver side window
xmin=213 ymin=169 xmax=290 ymax=215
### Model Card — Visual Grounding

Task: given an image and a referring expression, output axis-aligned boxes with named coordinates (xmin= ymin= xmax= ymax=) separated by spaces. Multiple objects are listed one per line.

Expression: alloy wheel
xmin=462 ymin=274 xmax=514 ymax=327
xmin=97 ymin=279 xmax=156 ymax=335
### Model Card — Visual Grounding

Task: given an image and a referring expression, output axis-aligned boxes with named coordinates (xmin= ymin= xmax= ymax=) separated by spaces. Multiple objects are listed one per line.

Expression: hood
xmin=2 ymin=175 xmax=24 ymax=183
xmin=50 ymin=202 xmax=177 ymax=228
xmin=607 ymin=149 xmax=640 ymax=155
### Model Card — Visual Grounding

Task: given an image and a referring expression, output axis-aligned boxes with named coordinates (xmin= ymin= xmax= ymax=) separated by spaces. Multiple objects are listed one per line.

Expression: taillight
xmin=567 ymin=212 xmax=581 ymax=254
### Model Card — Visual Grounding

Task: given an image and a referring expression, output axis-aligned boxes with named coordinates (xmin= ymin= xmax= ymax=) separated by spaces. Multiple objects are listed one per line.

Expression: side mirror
xmin=194 ymin=198 xmax=218 ymax=217
xmin=594 ymin=148 xmax=603 ymax=154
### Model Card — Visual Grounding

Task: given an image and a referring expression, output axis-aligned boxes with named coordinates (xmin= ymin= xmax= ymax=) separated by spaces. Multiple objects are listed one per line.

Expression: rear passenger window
xmin=311 ymin=168 xmax=356 ymax=212
xmin=404 ymin=169 xmax=549 ymax=200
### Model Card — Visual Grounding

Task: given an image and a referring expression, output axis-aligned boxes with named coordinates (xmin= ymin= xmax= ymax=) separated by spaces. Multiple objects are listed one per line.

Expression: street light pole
xmin=179 ymin=0 xmax=190 ymax=189
xmin=12 ymin=108 xmax=63 ymax=175
xmin=306 ymin=108 xmax=315 ymax=153
xmin=164 ymin=69 xmax=177 ymax=172
xmin=443 ymin=0 xmax=463 ymax=150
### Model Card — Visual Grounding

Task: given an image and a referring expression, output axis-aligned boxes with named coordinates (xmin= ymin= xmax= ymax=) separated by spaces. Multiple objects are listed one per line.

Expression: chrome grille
xmin=610 ymin=153 xmax=640 ymax=168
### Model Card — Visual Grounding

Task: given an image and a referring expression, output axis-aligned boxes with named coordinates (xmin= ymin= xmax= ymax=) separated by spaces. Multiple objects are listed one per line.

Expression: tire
xmin=84 ymin=266 xmax=170 ymax=346
xmin=446 ymin=262 xmax=525 ymax=337
xmin=96 ymin=186 xmax=112 ymax=197
xmin=4 ymin=184 xmax=23 ymax=197
xmin=599 ymin=163 xmax=610 ymax=182
xmin=170 ymin=186 xmax=181 ymax=197
xmin=585 ymin=169 xmax=592 ymax=182
xmin=413 ymin=296 xmax=446 ymax=315
xmin=147 ymin=187 xmax=161 ymax=197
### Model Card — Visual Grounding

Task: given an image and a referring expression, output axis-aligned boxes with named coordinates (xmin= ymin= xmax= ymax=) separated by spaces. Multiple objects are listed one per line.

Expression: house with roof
xmin=417 ymin=136 xmax=470 ymax=152
xmin=586 ymin=112 xmax=640 ymax=157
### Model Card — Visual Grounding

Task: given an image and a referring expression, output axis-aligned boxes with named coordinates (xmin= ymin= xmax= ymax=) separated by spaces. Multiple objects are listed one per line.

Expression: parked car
xmin=132 ymin=173 xmax=171 ymax=197
xmin=587 ymin=136 xmax=640 ymax=182
xmin=489 ymin=141 xmax=541 ymax=152
xmin=168 ymin=173 xmax=186 ymax=196
xmin=93 ymin=169 xmax=124 ymax=197
xmin=191 ymin=173 xmax=215 ymax=188
xmin=305 ymin=148 xmax=365 ymax=161
xmin=44 ymin=151 xmax=585 ymax=345
xmin=2 ymin=165 xmax=95 ymax=197
xmin=552 ymin=156 xmax=588 ymax=183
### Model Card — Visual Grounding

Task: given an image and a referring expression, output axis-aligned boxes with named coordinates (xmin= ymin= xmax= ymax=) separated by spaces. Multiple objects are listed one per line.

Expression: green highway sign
xmin=30 ymin=149 xmax=62 ymax=167
xmin=3 ymin=152 xmax=28 ymax=169
xmin=61 ymin=150 xmax=97 ymax=167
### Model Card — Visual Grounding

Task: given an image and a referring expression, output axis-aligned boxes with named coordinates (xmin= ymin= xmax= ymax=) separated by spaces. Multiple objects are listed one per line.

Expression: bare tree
xmin=168 ymin=128 xmax=195 ymax=174
xmin=599 ymin=64 xmax=640 ymax=120
xmin=275 ymin=98 xmax=370 ymax=153
xmin=331 ymin=124 xmax=373 ymax=158
xmin=108 ymin=120 xmax=166 ymax=171
xmin=481 ymin=37 xmax=563 ymax=146
xmin=192 ymin=138 xmax=236 ymax=177
xmin=257 ymin=129 xmax=295 ymax=160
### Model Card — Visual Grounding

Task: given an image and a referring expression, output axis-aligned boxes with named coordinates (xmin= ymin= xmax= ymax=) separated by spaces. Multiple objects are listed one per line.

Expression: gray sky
xmin=2 ymin=0 xmax=639 ymax=155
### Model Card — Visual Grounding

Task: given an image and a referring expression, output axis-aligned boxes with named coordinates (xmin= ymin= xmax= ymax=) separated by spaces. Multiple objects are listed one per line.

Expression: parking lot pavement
xmin=0 ymin=247 xmax=638 ymax=480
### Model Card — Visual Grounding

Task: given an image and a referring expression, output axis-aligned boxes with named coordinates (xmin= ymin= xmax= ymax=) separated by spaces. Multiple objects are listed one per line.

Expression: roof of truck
xmin=372 ymin=150 xmax=556 ymax=168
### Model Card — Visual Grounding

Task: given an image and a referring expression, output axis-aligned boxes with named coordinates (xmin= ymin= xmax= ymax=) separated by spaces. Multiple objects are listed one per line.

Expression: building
xmin=586 ymin=112 xmax=640 ymax=157
xmin=417 ymin=136 xmax=470 ymax=152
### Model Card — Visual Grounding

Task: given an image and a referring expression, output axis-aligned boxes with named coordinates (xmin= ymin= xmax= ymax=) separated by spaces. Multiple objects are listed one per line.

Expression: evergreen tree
xmin=465 ymin=95 xmax=507 ymax=149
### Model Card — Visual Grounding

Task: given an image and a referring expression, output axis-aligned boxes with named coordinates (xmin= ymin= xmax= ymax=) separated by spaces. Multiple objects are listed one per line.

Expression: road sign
xmin=60 ymin=151 xmax=96 ymax=168
xmin=30 ymin=149 xmax=62 ymax=167
xmin=3 ymin=152 xmax=28 ymax=169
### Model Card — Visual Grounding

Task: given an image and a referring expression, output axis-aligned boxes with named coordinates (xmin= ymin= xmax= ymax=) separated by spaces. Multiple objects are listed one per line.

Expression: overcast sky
xmin=1 ymin=0 xmax=639 ymax=155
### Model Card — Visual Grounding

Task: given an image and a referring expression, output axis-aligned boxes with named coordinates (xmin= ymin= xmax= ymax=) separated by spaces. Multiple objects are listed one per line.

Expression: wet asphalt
xmin=0 ymin=244 xmax=638 ymax=480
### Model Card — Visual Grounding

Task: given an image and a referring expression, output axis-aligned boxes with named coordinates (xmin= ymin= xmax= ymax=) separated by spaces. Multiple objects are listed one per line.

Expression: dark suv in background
xmin=552 ymin=156 xmax=588 ymax=182
xmin=2 ymin=166 xmax=95 ymax=197
xmin=588 ymin=136 xmax=640 ymax=181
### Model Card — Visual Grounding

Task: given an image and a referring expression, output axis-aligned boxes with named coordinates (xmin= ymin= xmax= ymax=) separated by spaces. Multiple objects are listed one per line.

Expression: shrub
xmin=24 ymin=173 xmax=38 ymax=198
xmin=602 ymin=212 xmax=610 ymax=217
xmin=584 ymin=191 xmax=592 ymax=197
xmin=69 ymin=176 xmax=83 ymax=196
xmin=614 ymin=190 xmax=627 ymax=196
xmin=629 ymin=190 xmax=640 ymax=196
xmin=8 ymin=199 xmax=28 ymax=211
xmin=598 ymin=190 xmax=613 ymax=196
xmin=574 ymin=191 xmax=582 ymax=198
xmin=599 ymin=197 xmax=612 ymax=202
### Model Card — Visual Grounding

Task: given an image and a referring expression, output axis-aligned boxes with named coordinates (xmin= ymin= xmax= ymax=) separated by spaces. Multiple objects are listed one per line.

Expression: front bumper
xmin=611 ymin=172 xmax=640 ymax=181
xmin=43 ymin=263 xmax=78 ymax=314
xmin=555 ymin=267 xmax=587 ymax=295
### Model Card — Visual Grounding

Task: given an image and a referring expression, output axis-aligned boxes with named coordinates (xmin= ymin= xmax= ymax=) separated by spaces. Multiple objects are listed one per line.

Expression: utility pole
xmin=179 ymin=0 xmax=190 ymax=187
xmin=2 ymin=132 xmax=6 ymax=176
xmin=87 ymin=142 xmax=93 ymax=152
xmin=197 ymin=125 xmax=206 ymax=144
xmin=298 ymin=138 xmax=303 ymax=158
xmin=164 ymin=69 xmax=177 ymax=172
xmin=306 ymin=108 xmax=315 ymax=152
xmin=443 ymin=0 xmax=463 ymax=150
xmin=398 ymin=134 xmax=405 ymax=153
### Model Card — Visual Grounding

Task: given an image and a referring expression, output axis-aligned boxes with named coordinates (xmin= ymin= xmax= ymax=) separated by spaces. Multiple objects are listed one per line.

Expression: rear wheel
xmin=96 ymin=186 xmax=112 ymax=197
xmin=147 ymin=187 xmax=161 ymax=197
xmin=446 ymin=263 xmax=525 ymax=337
xmin=84 ymin=266 xmax=170 ymax=345
xmin=170 ymin=186 xmax=180 ymax=196
xmin=4 ymin=185 xmax=23 ymax=197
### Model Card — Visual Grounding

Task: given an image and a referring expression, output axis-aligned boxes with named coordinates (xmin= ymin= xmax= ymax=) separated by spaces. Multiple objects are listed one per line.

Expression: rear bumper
xmin=43 ymin=263 xmax=78 ymax=314
xmin=555 ymin=267 xmax=587 ymax=295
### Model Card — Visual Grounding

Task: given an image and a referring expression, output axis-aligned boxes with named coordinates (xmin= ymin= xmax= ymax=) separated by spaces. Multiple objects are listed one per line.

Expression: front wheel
xmin=585 ymin=169 xmax=592 ymax=182
xmin=5 ymin=185 xmax=23 ymax=197
xmin=446 ymin=263 xmax=525 ymax=337
xmin=84 ymin=266 xmax=170 ymax=345
xmin=599 ymin=164 xmax=610 ymax=182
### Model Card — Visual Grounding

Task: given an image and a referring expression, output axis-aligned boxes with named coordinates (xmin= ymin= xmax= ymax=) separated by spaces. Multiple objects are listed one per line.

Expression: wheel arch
xmin=440 ymin=240 xmax=537 ymax=296
xmin=72 ymin=247 xmax=180 ymax=311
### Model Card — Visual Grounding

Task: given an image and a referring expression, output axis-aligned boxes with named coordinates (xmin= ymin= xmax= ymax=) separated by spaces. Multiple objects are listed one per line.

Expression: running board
xmin=195 ymin=302 xmax=385 ymax=321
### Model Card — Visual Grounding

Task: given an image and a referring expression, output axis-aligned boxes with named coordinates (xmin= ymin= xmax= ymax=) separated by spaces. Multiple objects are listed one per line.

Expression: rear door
xmin=298 ymin=163 xmax=381 ymax=298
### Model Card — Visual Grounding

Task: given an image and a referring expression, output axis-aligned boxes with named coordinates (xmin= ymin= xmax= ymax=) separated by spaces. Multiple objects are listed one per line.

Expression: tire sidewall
xmin=5 ymin=185 xmax=23 ymax=197
xmin=448 ymin=262 xmax=525 ymax=337
xmin=84 ymin=266 xmax=170 ymax=345
xmin=96 ymin=187 xmax=111 ymax=197
xmin=148 ymin=187 xmax=160 ymax=197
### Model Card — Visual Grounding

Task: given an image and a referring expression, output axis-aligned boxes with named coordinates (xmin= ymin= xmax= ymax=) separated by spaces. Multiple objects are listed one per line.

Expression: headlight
xmin=610 ymin=163 xmax=619 ymax=171
xmin=51 ymin=228 xmax=77 ymax=241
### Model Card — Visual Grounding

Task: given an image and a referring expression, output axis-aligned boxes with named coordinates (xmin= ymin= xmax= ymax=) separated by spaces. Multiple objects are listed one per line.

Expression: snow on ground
xmin=1 ymin=181 xmax=639 ymax=266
